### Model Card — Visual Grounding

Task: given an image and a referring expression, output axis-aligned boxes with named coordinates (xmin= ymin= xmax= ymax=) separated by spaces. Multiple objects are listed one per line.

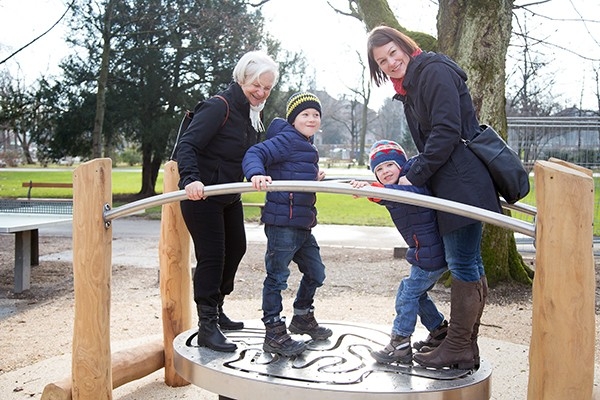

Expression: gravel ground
xmin=0 ymin=233 xmax=598 ymax=399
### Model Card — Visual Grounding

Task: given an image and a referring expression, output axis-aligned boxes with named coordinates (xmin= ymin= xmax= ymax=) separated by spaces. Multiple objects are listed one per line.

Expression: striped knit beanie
xmin=286 ymin=92 xmax=321 ymax=124
xmin=369 ymin=140 xmax=407 ymax=173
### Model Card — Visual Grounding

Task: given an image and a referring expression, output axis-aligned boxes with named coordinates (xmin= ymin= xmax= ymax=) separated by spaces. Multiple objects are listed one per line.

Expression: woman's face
xmin=241 ymin=71 xmax=276 ymax=107
xmin=372 ymin=41 xmax=410 ymax=80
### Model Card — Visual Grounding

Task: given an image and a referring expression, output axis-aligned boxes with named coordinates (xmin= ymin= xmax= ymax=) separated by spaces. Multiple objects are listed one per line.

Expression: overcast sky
xmin=1 ymin=0 xmax=599 ymax=110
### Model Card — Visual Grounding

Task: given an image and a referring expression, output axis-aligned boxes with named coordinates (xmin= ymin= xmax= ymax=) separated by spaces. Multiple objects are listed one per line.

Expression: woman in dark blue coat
xmin=177 ymin=51 xmax=279 ymax=352
xmin=366 ymin=26 xmax=502 ymax=370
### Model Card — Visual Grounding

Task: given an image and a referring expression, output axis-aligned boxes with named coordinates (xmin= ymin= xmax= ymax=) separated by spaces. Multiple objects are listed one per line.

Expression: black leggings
xmin=180 ymin=198 xmax=246 ymax=307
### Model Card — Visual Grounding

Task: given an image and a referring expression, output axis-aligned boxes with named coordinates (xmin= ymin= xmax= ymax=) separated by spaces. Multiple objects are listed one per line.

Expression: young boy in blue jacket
xmin=351 ymin=140 xmax=448 ymax=364
xmin=242 ymin=92 xmax=331 ymax=357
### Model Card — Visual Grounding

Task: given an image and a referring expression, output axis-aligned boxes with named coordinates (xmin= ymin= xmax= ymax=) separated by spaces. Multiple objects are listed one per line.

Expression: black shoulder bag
xmin=462 ymin=125 xmax=530 ymax=204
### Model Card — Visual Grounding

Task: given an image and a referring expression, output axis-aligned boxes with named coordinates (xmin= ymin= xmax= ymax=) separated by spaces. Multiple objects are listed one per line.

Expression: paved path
xmin=39 ymin=216 xmax=556 ymax=267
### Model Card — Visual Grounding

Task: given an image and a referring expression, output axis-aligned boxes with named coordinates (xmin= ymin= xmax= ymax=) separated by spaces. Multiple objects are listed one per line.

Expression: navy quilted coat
xmin=242 ymin=118 xmax=319 ymax=229
xmin=375 ymin=159 xmax=447 ymax=271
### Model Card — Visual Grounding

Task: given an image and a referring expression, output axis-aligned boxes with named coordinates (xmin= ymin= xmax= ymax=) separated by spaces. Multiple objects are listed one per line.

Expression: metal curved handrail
xmin=325 ymin=176 xmax=537 ymax=216
xmin=103 ymin=181 xmax=536 ymax=238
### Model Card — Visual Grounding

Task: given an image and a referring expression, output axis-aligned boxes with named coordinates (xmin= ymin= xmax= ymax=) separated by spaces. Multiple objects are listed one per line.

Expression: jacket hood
xmin=265 ymin=117 xmax=288 ymax=140
xmin=403 ymin=52 xmax=468 ymax=93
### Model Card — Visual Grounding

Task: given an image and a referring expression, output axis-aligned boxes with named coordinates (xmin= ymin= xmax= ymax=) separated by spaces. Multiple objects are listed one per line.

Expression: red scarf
xmin=390 ymin=48 xmax=423 ymax=96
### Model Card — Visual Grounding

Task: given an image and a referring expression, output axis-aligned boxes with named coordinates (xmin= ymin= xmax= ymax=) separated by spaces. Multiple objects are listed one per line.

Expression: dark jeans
xmin=442 ymin=222 xmax=483 ymax=282
xmin=261 ymin=225 xmax=326 ymax=324
xmin=180 ymin=198 xmax=246 ymax=308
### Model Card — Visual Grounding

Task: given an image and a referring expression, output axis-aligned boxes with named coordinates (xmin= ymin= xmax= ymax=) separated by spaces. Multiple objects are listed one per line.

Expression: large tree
xmin=42 ymin=0 xmax=310 ymax=197
xmin=49 ymin=0 xmax=271 ymax=197
xmin=350 ymin=0 xmax=533 ymax=285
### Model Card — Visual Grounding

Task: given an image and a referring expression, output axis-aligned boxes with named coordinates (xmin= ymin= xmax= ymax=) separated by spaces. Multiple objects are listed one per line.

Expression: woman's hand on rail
xmin=185 ymin=181 xmax=207 ymax=200
xmin=398 ymin=176 xmax=412 ymax=186
xmin=317 ymin=170 xmax=326 ymax=181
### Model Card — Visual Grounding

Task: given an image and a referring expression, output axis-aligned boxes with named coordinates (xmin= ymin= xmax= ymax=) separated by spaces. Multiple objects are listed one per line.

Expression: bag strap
xmin=170 ymin=95 xmax=231 ymax=161
xmin=461 ymin=124 xmax=489 ymax=146
xmin=213 ymin=94 xmax=230 ymax=127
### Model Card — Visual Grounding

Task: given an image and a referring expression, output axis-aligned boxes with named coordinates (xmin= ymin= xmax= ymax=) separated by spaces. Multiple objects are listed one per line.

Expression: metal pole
xmin=103 ymin=181 xmax=535 ymax=238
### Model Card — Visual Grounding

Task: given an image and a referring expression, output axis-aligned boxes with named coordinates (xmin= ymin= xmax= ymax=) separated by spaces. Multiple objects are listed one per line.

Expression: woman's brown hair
xmin=367 ymin=26 xmax=420 ymax=87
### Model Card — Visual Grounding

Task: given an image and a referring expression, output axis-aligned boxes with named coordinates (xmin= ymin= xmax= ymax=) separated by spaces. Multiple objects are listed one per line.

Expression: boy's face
xmin=374 ymin=161 xmax=401 ymax=184
xmin=292 ymin=108 xmax=321 ymax=138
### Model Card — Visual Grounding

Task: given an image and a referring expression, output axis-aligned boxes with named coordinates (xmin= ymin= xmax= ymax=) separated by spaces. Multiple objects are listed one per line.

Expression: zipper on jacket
xmin=288 ymin=193 xmax=294 ymax=219
xmin=413 ymin=234 xmax=420 ymax=261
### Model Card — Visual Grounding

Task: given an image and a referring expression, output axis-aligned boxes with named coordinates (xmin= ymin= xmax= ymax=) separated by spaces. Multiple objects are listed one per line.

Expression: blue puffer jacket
xmin=375 ymin=158 xmax=447 ymax=271
xmin=242 ymin=118 xmax=319 ymax=229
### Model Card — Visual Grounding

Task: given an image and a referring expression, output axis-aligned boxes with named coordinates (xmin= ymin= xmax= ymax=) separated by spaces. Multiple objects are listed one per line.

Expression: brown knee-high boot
xmin=413 ymin=278 xmax=482 ymax=369
xmin=471 ymin=275 xmax=488 ymax=368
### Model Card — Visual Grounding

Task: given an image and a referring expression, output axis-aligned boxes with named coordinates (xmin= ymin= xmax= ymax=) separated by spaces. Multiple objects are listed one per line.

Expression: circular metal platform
xmin=173 ymin=320 xmax=492 ymax=399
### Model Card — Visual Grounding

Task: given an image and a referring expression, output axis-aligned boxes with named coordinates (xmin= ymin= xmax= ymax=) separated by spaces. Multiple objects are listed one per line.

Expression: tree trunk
xmin=438 ymin=0 xmax=531 ymax=284
xmin=91 ymin=0 xmax=116 ymax=159
xmin=139 ymin=147 xmax=159 ymax=198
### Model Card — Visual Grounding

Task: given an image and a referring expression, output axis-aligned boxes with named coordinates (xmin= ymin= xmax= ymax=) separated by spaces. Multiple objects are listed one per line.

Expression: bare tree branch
xmin=0 ymin=0 xmax=76 ymax=66
xmin=328 ymin=1 xmax=361 ymax=20
xmin=248 ymin=0 xmax=271 ymax=7
xmin=515 ymin=32 xmax=600 ymax=61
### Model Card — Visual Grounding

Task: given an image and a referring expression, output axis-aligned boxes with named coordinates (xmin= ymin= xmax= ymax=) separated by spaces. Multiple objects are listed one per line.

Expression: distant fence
xmin=506 ymin=117 xmax=600 ymax=236
xmin=507 ymin=116 xmax=600 ymax=170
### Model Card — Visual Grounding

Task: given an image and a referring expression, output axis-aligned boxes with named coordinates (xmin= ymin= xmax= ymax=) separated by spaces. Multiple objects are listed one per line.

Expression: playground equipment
xmin=40 ymin=158 xmax=595 ymax=399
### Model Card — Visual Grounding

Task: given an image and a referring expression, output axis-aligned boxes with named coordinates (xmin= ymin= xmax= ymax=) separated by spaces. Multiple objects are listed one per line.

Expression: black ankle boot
xmin=197 ymin=305 xmax=237 ymax=352
xmin=218 ymin=302 xmax=244 ymax=330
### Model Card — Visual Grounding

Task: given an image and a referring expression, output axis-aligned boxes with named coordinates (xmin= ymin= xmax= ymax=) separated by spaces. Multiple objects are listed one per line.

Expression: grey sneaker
xmin=372 ymin=334 xmax=412 ymax=364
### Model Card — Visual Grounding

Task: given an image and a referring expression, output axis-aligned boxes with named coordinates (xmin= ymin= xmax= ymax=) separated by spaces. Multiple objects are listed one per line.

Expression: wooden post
xmin=528 ymin=160 xmax=595 ymax=399
xmin=72 ymin=159 xmax=113 ymax=399
xmin=158 ymin=160 xmax=192 ymax=386
xmin=41 ymin=339 xmax=165 ymax=400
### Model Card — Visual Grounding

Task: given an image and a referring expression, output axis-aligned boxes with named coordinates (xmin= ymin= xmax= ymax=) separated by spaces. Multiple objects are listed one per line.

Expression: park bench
xmin=22 ymin=180 xmax=73 ymax=200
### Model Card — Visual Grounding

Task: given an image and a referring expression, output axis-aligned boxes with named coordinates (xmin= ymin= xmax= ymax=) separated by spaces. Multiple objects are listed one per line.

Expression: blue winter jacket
xmin=242 ymin=118 xmax=319 ymax=229
xmin=375 ymin=158 xmax=447 ymax=271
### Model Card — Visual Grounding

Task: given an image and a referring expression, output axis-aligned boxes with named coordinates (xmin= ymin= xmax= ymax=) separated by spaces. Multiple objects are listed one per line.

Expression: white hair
xmin=232 ymin=50 xmax=280 ymax=86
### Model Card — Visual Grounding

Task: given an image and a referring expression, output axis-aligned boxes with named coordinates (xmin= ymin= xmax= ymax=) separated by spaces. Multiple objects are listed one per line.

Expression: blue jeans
xmin=393 ymin=265 xmax=447 ymax=337
xmin=262 ymin=225 xmax=326 ymax=324
xmin=442 ymin=222 xmax=483 ymax=282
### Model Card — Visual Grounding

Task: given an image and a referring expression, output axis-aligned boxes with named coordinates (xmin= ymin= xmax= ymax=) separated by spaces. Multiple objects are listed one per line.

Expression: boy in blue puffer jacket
xmin=350 ymin=140 xmax=448 ymax=364
xmin=242 ymin=92 xmax=332 ymax=357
